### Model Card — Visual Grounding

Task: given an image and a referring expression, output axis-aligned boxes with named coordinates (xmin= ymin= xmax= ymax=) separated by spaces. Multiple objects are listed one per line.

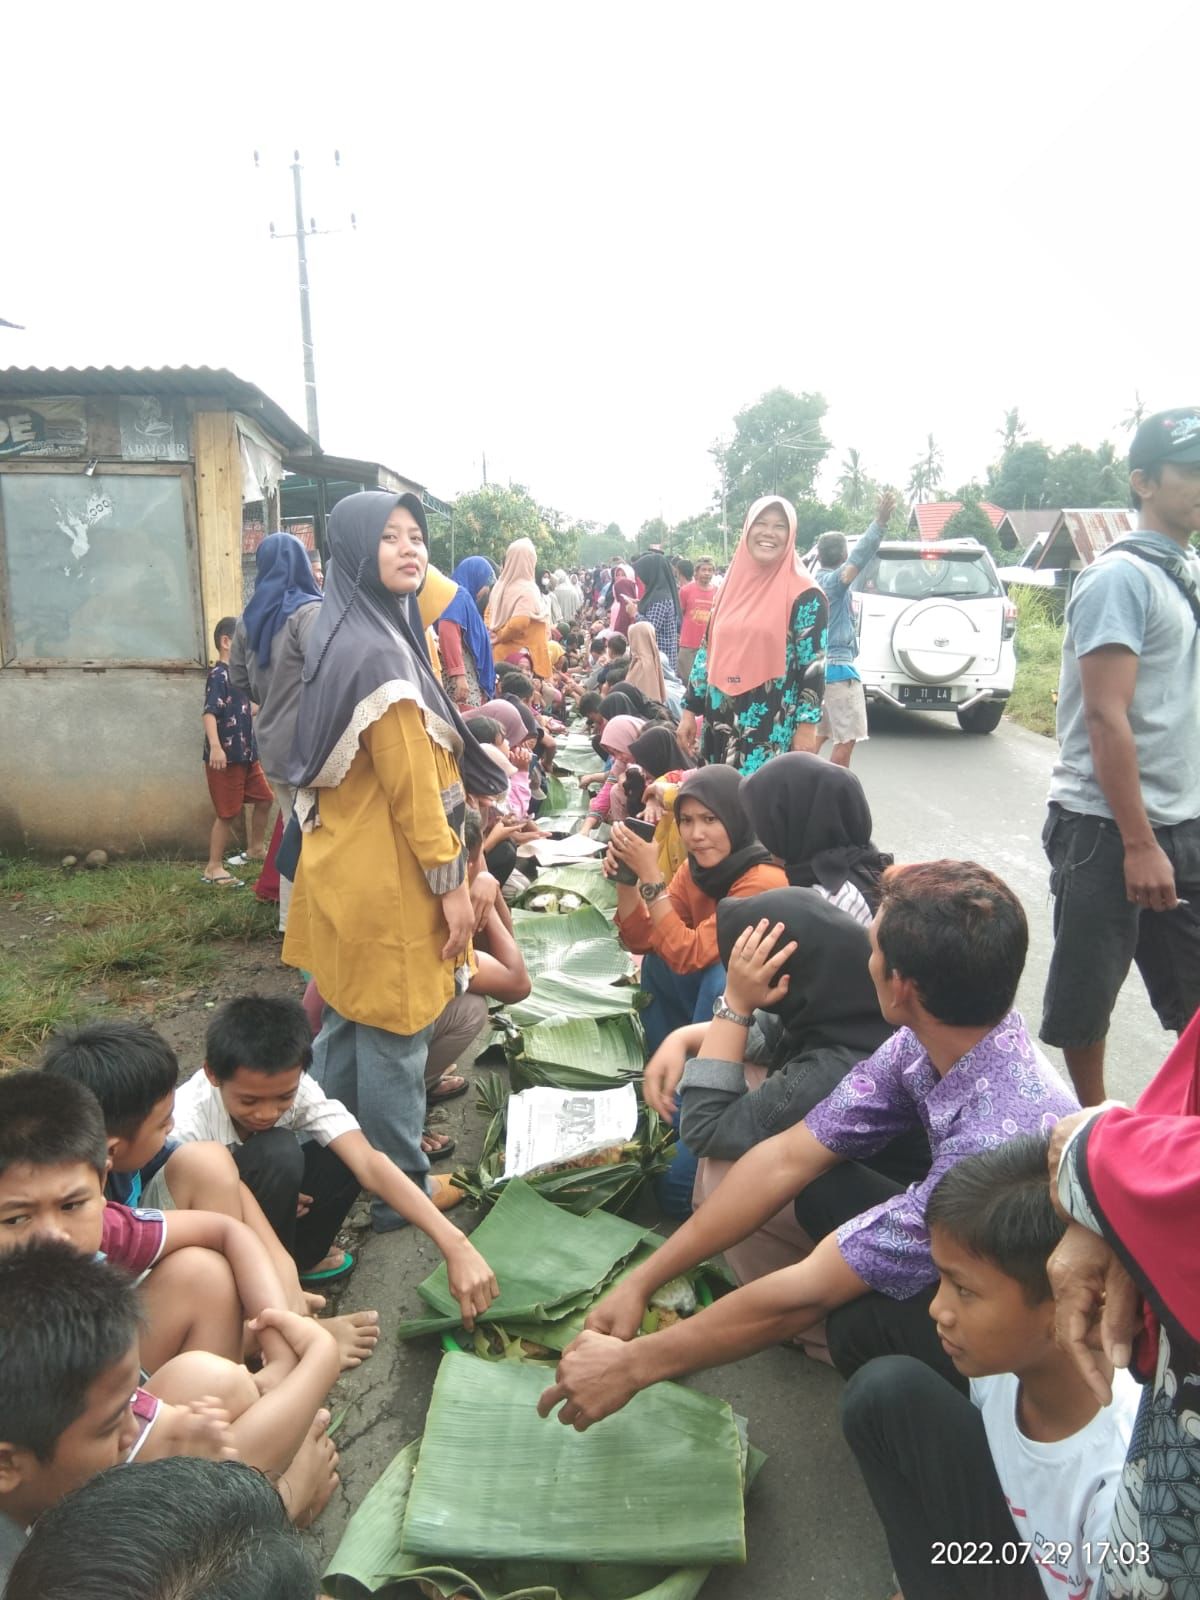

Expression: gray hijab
xmin=288 ymin=491 xmax=505 ymax=803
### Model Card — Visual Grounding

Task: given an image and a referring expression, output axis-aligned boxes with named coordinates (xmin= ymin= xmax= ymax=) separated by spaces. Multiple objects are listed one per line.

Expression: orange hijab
xmin=705 ymin=496 xmax=817 ymax=695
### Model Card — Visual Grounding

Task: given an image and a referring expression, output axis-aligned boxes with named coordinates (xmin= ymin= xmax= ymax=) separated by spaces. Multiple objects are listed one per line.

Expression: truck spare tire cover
xmin=891 ymin=599 xmax=978 ymax=684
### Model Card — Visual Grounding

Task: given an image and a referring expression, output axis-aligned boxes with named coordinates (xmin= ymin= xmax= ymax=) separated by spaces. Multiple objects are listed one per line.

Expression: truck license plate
xmin=898 ymin=685 xmax=952 ymax=705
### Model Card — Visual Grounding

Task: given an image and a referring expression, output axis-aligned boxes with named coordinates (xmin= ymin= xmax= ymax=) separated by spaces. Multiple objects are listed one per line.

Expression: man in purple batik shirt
xmin=538 ymin=862 xmax=1080 ymax=1430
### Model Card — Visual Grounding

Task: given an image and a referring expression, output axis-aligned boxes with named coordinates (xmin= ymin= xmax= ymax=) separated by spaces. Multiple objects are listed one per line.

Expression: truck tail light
xmin=1002 ymin=599 xmax=1017 ymax=640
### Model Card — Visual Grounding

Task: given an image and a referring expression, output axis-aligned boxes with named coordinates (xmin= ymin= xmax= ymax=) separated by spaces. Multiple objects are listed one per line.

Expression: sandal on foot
xmin=299 ymin=1249 xmax=355 ymax=1286
xmin=201 ymin=872 xmax=245 ymax=888
xmin=428 ymin=1072 xmax=469 ymax=1103
xmin=429 ymin=1174 xmax=465 ymax=1212
xmin=225 ymin=851 xmax=251 ymax=866
xmin=421 ymin=1131 xmax=457 ymax=1162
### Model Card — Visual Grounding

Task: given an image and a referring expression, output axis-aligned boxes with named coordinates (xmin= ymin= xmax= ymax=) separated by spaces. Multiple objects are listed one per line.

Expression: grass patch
xmin=0 ymin=859 xmax=275 ymax=1068
xmin=1006 ymin=585 xmax=1064 ymax=738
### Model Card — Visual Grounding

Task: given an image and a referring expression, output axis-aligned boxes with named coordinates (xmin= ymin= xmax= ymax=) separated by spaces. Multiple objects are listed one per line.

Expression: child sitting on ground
xmin=171 ymin=996 xmax=500 ymax=1329
xmin=0 ymin=1243 xmax=340 ymax=1585
xmin=0 ymin=1069 xmax=301 ymax=1380
xmin=40 ymin=1018 xmax=379 ymax=1369
xmin=6 ymin=1455 xmax=317 ymax=1600
xmin=840 ymin=1135 xmax=1139 ymax=1600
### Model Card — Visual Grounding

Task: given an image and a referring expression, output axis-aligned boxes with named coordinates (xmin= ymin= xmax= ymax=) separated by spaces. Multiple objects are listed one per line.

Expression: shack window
xmin=0 ymin=467 xmax=203 ymax=665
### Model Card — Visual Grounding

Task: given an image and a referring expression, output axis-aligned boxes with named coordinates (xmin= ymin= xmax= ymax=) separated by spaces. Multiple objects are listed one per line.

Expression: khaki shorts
xmin=141 ymin=1167 xmax=177 ymax=1210
xmin=819 ymin=678 xmax=869 ymax=744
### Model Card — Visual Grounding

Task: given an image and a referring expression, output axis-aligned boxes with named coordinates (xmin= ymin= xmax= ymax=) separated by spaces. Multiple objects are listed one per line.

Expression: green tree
xmin=998 ymin=408 xmax=1027 ymax=454
xmin=908 ymin=434 xmax=944 ymax=503
xmin=446 ymin=484 xmax=552 ymax=573
xmin=836 ymin=447 xmax=873 ymax=514
xmin=716 ymin=388 xmax=831 ymax=527
xmin=671 ymin=510 xmax=724 ymax=561
xmin=986 ymin=440 xmax=1054 ymax=510
xmin=795 ymin=500 xmax=846 ymax=551
xmin=943 ymin=495 xmax=1002 ymax=558
xmin=578 ymin=525 xmax=627 ymax=567
xmin=635 ymin=517 xmax=670 ymax=553
xmin=1121 ymin=392 xmax=1146 ymax=433
xmin=1042 ymin=443 xmax=1126 ymax=508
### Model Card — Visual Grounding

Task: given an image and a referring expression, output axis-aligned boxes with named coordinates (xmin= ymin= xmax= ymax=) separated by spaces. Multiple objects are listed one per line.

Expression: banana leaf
xmin=550 ymin=743 xmax=602 ymax=777
xmin=510 ymin=907 xmax=633 ymax=984
xmin=517 ymin=863 xmax=617 ymax=914
xmin=396 ymin=1177 xmax=655 ymax=1341
xmin=534 ymin=811 xmax=590 ymax=836
xmin=507 ymin=975 xmax=641 ymax=1029
xmin=322 ymin=1429 xmax=763 ymax=1599
xmin=507 ymin=1014 xmax=646 ymax=1093
xmin=401 ymin=1355 xmax=748 ymax=1567
xmin=542 ymin=774 xmax=589 ymax=815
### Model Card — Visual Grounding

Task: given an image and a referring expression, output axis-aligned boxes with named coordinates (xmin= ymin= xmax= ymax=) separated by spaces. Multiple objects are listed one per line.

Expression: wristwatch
xmin=639 ymin=880 xmax=668 ymax=904
xmin=712 ymin=993 xmax=753 ymax=1027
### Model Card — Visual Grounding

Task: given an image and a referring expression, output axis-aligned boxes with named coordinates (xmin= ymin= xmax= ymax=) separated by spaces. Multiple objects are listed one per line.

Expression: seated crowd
xmin=2 ymin=481 xmax=1194 ymax=1600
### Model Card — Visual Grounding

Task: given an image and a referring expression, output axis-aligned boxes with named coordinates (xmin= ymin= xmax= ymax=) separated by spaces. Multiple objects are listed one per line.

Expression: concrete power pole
xmin=257 ymin=148 xmax=355 ymax=448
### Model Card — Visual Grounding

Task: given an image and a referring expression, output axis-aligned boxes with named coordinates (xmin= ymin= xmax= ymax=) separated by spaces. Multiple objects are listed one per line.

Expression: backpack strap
xmin=1098 ymin=538 xmax=1200 ymax=629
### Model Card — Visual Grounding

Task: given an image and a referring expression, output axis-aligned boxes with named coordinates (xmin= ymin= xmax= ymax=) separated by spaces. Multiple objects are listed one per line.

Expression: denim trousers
xmin=311 ymin=1005 xmax=433 ymax=1230
xmin=639 ymin=950 xmax=726 ymax=1055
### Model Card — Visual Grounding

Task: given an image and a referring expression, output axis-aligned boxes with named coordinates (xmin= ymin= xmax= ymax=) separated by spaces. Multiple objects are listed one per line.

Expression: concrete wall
xmin=0 ymin=670 xmax=215 ymax=856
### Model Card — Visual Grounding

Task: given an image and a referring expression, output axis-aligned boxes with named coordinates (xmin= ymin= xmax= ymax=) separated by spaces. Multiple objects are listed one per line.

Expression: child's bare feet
xmin=302 ymin=1290 xmax=327 ymax=1315
xmin=323 ymin=1309 xmax=380 ymax=1369
xmin=278 ymin=1408 xmax=339 ymax=1527
xmin=144 ymin=1396 xmax=238 ymax=1463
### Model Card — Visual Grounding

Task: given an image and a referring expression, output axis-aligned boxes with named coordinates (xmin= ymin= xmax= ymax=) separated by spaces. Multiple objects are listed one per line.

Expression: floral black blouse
xmin=684 ymin=591 xmax=827 ymax=773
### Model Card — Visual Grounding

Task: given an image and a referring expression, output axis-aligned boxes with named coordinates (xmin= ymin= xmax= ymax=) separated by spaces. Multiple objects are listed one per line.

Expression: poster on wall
xmin=0 ymin=398 xmax=87 ymax=458
xmin=118 ymin=395 xmax=189 ymax=460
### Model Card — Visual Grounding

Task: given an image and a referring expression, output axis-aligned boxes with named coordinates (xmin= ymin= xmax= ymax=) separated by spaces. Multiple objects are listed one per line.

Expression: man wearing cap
xmin=1041 ymin=408 xmax=1200 ymax=1103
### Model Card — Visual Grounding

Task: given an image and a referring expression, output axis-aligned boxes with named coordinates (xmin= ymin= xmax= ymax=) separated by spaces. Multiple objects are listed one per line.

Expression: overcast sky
xmin=4 ymin=1 xmax=1196 ymax=534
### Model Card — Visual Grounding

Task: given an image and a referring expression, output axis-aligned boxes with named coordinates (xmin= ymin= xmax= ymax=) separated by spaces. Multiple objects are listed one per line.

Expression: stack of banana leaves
xmin=396 ymin=1179 xmax=718 ymax=1347
xmin=321 ymin=1352 xmax=764 ymax=1600
xmin=536 ymin=770 xmax=592 ymax=835
xmin=450 ymin=1075 xmax=672 ymax=1216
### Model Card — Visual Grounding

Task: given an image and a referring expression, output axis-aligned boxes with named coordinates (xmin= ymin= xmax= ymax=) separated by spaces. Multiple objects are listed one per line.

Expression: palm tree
xmin=997 ymin=408 xmax=1026 ymax=454
xmin=837 ymin=448 xmax=869 ymax=512
xmin=908 ymin=435 xmax=943 ymax=504
xmin=1120 ymin=392 xmax=1146 ymax=433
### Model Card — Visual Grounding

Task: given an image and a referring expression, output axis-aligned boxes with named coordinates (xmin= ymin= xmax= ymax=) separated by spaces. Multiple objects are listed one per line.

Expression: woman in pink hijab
xmin=677 ymin=497 xmax=827 ymax=773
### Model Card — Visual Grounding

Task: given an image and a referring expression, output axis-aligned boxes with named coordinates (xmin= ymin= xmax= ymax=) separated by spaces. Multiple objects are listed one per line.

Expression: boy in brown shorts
xmin=202 ymin=617 xmax=273 ymax=888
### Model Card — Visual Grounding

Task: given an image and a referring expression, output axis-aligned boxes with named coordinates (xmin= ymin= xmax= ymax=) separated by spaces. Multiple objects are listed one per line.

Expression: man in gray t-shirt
xmin=1041 ymin=407 xmax=1200 ymax=1104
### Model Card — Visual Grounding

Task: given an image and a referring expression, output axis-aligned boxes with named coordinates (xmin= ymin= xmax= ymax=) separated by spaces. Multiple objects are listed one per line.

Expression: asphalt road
xmin=310 ymin=709 xmax=1170 ymax=1600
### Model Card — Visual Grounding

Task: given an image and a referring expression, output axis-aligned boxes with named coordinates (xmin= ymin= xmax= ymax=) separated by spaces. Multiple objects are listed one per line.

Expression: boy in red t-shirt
xmin=676 ymin=557 xmax=718 ymax=686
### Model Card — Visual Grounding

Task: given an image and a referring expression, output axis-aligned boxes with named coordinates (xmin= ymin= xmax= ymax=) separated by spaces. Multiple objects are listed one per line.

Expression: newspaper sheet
xmin=502 ymin=1082 xmax=639 ymax=1179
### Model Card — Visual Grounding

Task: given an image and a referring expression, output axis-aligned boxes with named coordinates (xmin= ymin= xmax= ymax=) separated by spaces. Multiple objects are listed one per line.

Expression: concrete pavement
xmin=308 ymin=710 xmax=1171 ymax=1599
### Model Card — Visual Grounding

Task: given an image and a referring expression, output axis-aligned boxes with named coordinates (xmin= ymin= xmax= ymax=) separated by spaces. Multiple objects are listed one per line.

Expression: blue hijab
xmin=444 ymin=556 xmax=498 ymax=695
xmin=243 ymin=533 xmax=323 ymax=667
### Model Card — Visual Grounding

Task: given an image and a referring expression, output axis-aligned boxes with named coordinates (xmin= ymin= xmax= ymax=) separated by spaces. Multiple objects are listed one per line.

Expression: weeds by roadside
xmin=1006 ymin=585 xmax=1064 ymax=738
xmin=0 ymin=859 xmax=275 ymax=1068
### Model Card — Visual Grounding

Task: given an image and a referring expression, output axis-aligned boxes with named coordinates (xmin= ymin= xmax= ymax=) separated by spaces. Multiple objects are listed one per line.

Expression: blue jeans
xmin=311 ymin=1005 xmax=433 ymax=1231
xmin=639 ymin=951 xmax=726 ymax=1055
xmin=640 ymin=953 xmax=724 ymax=1218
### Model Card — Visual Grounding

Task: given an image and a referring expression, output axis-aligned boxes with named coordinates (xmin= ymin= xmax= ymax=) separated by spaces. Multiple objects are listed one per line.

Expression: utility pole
xmin=256 ymin=148 xmax=355 ymax=448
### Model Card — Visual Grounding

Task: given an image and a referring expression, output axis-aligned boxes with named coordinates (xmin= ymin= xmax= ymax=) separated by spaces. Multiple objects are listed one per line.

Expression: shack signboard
xmin=0 ymin=399 xmax=88 ymax=458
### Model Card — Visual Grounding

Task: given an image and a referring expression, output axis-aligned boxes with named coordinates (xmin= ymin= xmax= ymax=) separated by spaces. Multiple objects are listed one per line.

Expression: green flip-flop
xmin=299 ymin=1249 xmax=355 ymax=1286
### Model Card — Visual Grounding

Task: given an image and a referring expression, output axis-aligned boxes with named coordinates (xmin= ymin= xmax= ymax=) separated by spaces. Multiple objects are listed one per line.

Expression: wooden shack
xmin=0 ymin=366 xmax=314 ymax=854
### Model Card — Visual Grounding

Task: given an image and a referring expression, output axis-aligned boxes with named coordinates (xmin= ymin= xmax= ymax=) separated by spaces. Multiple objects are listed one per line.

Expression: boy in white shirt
xmin=841 ymin=1135 xmax=1138 ymax=1600
xmin=174 ymin=996 xmax=497 ymax=1328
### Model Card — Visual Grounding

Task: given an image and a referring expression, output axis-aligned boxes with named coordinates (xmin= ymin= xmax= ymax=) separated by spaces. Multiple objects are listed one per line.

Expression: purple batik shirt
xmin=803 ymin=1011 xmax=1078 ymax=1299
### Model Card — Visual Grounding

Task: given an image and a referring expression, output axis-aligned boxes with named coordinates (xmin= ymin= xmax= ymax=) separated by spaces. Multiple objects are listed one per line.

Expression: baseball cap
xmin=1129 ymin=408 xmax=1200 ymax=470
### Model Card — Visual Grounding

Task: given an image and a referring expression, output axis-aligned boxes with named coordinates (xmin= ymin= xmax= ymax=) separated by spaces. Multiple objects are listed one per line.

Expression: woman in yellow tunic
xmin=485 ymin=536 xmax=552 ymax=677
xmin=284 ymin=491 xmax=508 ymax=1249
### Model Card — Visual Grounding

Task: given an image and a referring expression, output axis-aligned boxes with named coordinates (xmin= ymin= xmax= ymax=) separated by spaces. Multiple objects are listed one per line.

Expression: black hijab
xmin=717 ymin=889 xmax=892 ymax=1063
xmin=288 ymin=491 xmax=505 ymax=802
xmin=674 ymin=766 xmax=772 ymax=900
xmin=602 ymin=684 xmax=666 ymax=722
xmin=634 ymin=551 xmax=680 ymax=618
xmin=628 ymin=724 xmax=693 ymax=779
xmin=740 ymin=753 xmax=892 ymax=909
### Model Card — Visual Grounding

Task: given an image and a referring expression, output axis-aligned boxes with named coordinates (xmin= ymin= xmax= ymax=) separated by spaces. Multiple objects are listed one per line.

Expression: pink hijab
xmin=600 ymin=714 xmax=645 ymax=762
xmin=626 ymin=621 xmax=667 ymax=703
xmin=704 ymin=496 xmax=818 ymax=695
xmin=486 ymin=538 xmax=545 ymax=629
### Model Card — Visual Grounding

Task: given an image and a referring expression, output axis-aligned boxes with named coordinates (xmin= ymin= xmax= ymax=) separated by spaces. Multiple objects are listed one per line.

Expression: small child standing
xmin=202 ymin=615 xmax=273 ymax=888
xmin=172 ymin=996 xmax=499 ymax=1326
xmin=841 ymin=1135 xmax=1139 ymax=1600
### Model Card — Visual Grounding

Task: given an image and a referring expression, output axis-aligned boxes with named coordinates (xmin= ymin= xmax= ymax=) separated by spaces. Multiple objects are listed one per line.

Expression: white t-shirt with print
xmin=971 ymin=1368 xmax=1140 ymax=1598
xmin=172 ymin=1070 xmax=359 ymax=1149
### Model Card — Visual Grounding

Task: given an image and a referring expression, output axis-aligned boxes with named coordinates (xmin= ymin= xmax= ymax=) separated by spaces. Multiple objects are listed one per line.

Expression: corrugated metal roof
xmin=281 ymin=451 xmax=431 ymax=501
xmin=0 ymin=365 xmax=314 ymax=452
xmin=909 ymin=501 xmax=1006 ymax=540
xmin=1003 ymin=508 xmax=1062 ymax=547
xmin=1033 ymin=508 xmax=1132 ymax=569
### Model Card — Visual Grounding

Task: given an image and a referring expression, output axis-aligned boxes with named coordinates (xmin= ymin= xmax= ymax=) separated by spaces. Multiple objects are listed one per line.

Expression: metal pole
xmin=291 ymin=155 xmax=320 ymax=445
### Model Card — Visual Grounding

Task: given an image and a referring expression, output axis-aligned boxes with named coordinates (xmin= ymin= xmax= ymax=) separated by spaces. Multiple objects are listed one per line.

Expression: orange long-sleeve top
xmin=616 ymin=860 xmax=788 ymax=975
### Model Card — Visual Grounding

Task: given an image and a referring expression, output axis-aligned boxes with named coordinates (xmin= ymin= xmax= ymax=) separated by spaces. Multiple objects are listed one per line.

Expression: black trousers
xmin=233 ymin=1130 xmax=361 ymax=1273
xmin=793 ymin=1161 xmax=965 ymax=1391
xmin=841 ymin=1356 xmax=1043 ymax=1600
